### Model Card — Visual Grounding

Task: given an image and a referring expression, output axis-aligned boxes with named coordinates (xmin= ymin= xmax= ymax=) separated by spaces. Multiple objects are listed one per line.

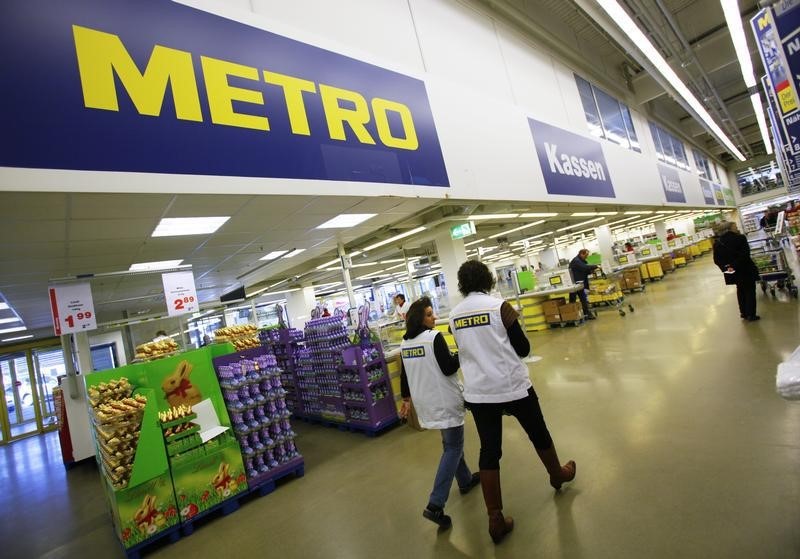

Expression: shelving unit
xmin=259 ymin=328 xmax=304 ymax=414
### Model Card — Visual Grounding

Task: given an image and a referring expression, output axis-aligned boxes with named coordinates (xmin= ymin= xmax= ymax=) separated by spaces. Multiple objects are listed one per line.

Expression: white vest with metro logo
xmin=450 ymin=292 xmax=531 ymax=403
xmin=400 ymin=329 xmax=465 ymax=429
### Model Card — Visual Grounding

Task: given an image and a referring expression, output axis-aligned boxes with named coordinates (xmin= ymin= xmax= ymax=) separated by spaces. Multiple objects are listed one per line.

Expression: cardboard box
xmin=623 ymin=269 xmax=642 ymax=289
xmin=545 ymin=313 xmax=562 ymax=324
xmin=558 ymin=303 xmax=583 ymax=322
xmin=660 ymin=256 xmax=674 ymax=272
xmin=541 ymin=297 xmax=566 ymax=315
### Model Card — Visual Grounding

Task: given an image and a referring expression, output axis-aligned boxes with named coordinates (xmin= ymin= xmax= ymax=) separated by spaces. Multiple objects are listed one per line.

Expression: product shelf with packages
xmin=212 ymin=346 xmax=303 ymax=489
xmin=295 ymin=316 xmax=398 ymax=435
xmin=258 ymin=327 xmax=305 ymax=414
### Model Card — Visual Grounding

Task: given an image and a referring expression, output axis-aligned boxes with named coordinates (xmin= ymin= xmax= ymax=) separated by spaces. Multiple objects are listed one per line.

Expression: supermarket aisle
xmin=2 ymin=256 xmax=800 ymax=559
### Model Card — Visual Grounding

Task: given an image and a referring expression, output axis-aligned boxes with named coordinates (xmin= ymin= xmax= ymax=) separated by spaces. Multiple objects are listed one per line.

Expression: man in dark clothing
xmin=713 ymin=222 xmax=760 ymax=321
xmin=569 ymin=249 xmax=598 ymax=320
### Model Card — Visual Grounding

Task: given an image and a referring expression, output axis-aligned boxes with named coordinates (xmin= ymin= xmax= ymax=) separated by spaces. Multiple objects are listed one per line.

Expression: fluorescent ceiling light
xmin=0 ymin=326 xmax=26 ymax=334
xmin=350 ymin=262 xmax=379 ymax=268
xmin=556 ymin=217 xmax=604 ymax=232
xmin=750 ymin=92 xmax=773 ymax=154
xmin=129 ymin=259 xmax=184 ymax=271
xmin=315 ymin=258 xmax=340 ymax=270
xmin=152 ymin=216 xmax=230 ymax=237
xmin=656 ymin=210 xmax=678 ymax=214
xmin=1 ymin=334 xmax=33 ymax=342
xmin=464 ymin=238 xmax=486 ymax=247
xmin=362 ymin=226 xmax=426 ymax=251
xmin=384 ymin=263 xmax=407 ymax=271
xmin=379 ymin=258 xmax=405 ymax=263
xmin=607 ymin=216 xmax=641 ymax=226
xmin=571 ymin=212 xmax=618 ymax=216
xmin=596 ymin=0 xmax=745 ymax=161
xmin=0 ymin=303 xmax=8 ymax=310
xmin=519 ymin=212 xmax=559 ymax=217
xmin=625 ymin=210 xmax=653 ymax=214
xmin=316 ymin=213 xmax=376 ymax=229
xmin=260 ymin=250 xmax=289 ymax=261
xmin=284 ymin=248 xmax=306 ymax=258
xmin=0 ymin=317 xmax=21 ymax=325
xmin=469 ymin=214 xmax=519 ymax=220
xmin=488 ymin=220 xmax=546 ymax=239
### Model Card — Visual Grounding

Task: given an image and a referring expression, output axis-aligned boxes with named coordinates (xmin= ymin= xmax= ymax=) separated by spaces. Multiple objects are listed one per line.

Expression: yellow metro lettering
xmin=201 ymin=56 xmax=269 ymax=131
xmin=263 ymin=71 xmax=316 ymax=136
xmin=319 ymin=84 xmax=376 ymax=145
xmin=757 ymin=15 xmax=770 ymax=30
xmin=371 ymin=97 xmax=419 ymax=150
xmin=72 ymin=25 xmax=202 ymax=121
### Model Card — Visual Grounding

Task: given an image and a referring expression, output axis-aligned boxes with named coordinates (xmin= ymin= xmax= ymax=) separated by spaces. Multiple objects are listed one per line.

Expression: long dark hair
xmin=403 ymin=296 xmax=433 ymax=340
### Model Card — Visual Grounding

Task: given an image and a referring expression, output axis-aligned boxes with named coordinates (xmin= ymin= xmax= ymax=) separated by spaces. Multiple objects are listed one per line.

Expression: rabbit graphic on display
xmin=161 ymin=360 xmax=203 ymax=408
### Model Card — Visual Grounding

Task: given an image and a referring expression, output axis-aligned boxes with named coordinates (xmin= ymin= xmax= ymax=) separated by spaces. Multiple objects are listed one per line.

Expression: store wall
xmin=89 ymin=330 xmax=128 ymax=367
xmin=1 ymin=0 xmax=734 ymax=208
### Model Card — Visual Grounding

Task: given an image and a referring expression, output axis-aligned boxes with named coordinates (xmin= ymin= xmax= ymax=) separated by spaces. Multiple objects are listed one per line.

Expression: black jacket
xmin=712 ymin=231 xmax=759 ymax=282
xmin=569 ymin=256 xmax=598 ymax=289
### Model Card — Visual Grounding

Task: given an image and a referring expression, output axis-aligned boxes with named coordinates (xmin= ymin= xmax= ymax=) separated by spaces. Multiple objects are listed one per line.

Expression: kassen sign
xmin=162 ymin=271 xmax=199 ymax=317
xmin=49 ymin=282 xmax=97 ymax=335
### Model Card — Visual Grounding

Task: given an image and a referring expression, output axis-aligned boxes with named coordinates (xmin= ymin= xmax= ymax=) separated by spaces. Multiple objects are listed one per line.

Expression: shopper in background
xmin=393 ymin=293 xmax=410 ymax=320
xmin=449 ymin=261 xmax=576 ymax=544
xmin=153 ymin=330 xmax=170 ymax=342
xmin=623 ymin=242 xmax=635 ymax=253
xmin=568 ymin=249 xmax=598 ymax=320
xmin=399 ymin=296 xmax=480 ymax=529
xmin=321 ymin=307 xmax=331 ymax=317
xmin=713 ymin=221 xmax=760 ymax=321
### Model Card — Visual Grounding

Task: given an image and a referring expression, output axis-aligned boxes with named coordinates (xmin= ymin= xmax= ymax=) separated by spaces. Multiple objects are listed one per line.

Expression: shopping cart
xmin=751 ymin=248 xmax=798 ymax=297
xmin=587 ymin=272 xmax=634 ymax=317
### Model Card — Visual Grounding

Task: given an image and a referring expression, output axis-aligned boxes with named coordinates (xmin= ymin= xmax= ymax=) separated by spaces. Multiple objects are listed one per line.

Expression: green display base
xmin=160 ymin=413 xmax=198 ymax=430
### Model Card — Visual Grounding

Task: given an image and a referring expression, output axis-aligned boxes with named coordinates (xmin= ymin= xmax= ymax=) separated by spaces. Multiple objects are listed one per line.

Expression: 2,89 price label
xmin=173 ymin=296 xmax=196 ymax=311
xmin=162 ymin=271 xmax=199 ymax=317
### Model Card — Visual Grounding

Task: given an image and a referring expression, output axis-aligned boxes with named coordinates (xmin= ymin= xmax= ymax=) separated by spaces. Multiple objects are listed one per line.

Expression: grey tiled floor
xmin=2 ymin=256 xmax=799 ymax=558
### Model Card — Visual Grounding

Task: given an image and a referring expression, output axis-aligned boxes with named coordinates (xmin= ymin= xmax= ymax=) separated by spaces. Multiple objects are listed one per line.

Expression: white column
xmin=286 ymin=286 xmax=316 ymax=329
xmin=654 ymin=222 xmax=668 ymax=241
xmin=434 ymin=228 xmax=467 ymax=310
xmin=337 ymin=242 xmax=357 ymax=310
xmin=594 ymin=225 xmax=613 ymax=262
xmin=539 ymin=247 xmax=559 ymax=269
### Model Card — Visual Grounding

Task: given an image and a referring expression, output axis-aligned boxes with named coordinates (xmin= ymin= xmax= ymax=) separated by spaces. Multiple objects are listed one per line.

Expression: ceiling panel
xmin=0 ymin=220 xmax=66 ymax=243
xmin=69 ymin=193 xmax=174 ymax=219
xmin=67 ymin=239 xmax=145 ymax=258
xmin=0 ymin=192 xmax=68 ymax=220
xmin=0 ymin=242 xmax=66 ymax=261
xmin=166 ymin=195 xmax=253 ymax=216
xmin=300 ymin=197 xmax=364 ymax=215
xmin=68 ymin=219 xmax=156 ymax=241
xmin=196 ymin=232 xmax=261 ymax=248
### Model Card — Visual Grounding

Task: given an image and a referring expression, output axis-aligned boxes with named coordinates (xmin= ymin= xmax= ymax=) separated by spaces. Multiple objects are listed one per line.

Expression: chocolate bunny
xmin=161 ymin=360 xmax=203 ymax=408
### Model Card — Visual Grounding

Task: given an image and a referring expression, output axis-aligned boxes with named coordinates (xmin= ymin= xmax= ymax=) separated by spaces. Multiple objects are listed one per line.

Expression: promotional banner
xmin=752 ymin=7 xmax=800 ymax=156
xmin=162 ymin=271 xmax=199 ymax=317
xmin=49 ymin=282 xmax=97 ymax=335
xmin=712 ymin=183 xmax=725 ymax=205
xmin=657 ymin=164 xmax=686 ymax=203
xmin=0 ymin=0 xmax=449 ymax=187
xmin=699 ymin=178 xmax=715 ymax=205
xmin=528 ymin=119 xmax=615 ymax=198
xmin=762 ymin=74 xmax=800 ymax=191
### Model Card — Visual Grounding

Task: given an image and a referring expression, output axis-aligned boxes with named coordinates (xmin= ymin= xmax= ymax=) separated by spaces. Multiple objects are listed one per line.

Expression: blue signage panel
xmin=0 ymin=0 xmax=449 ymax=186
xmin=657 ymin=164 xmax=686 ymax=203
xmin=528 ymin=119 xmax=615 ymax=198
xmin=699 ymin=179 xmax=715 ymax=205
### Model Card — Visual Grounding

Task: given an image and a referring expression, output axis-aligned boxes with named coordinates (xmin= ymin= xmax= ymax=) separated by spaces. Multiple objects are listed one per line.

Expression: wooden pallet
xmin=122 ymin=525 xmax=181 ymax=559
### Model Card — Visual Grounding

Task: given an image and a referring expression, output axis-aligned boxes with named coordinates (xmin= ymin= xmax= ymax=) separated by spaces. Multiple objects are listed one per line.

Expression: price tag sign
xmin=162 ymin=271 xmax=199 ymax=317
xmin=49 ymin=282 xmax=97 ymax=335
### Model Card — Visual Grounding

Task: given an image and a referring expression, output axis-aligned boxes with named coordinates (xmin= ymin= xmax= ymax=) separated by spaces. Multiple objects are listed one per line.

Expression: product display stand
xmin=258 ymin=328 xmax=304 ymax=414
xmin=212 ymin=346 xmax=304 ymax=493
xmin=294 ymin=317 xmax=398 ymax=436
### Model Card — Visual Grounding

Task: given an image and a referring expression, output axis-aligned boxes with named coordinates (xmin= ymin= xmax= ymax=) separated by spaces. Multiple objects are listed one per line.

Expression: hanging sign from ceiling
xmin=0 ymin=0 xmax=449 ymax=187
xmin=162 ymin=271 xmax=199 ymax=317
xmin=49 ymin=282 xmax=97 ymax=336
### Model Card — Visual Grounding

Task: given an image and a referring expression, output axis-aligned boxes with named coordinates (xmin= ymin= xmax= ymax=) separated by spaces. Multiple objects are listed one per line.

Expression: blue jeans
xmin=428 ymin=425 xmax=473 ymax=509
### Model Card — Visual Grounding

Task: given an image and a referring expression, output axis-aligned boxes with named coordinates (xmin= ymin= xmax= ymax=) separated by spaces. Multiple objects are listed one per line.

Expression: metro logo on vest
xmin=453 ymin=313 xmax=491 ymax=330
xmin=401 ymin=346 xmax=426 ymax=359
xmin=529 ymin=118 xmax=615 ymax=198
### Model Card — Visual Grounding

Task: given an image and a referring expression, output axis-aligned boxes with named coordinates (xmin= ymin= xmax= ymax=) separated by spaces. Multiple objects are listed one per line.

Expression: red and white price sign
xmin=162 ymin=271 xmax=199 ymax=317
xmin=49 ymin=282 xmax=97 ymax=336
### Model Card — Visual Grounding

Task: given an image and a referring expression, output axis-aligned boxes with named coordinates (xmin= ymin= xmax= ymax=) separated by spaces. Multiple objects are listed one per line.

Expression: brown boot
xmin=536 ymin=444 xmax=576 ymax=490
xmin=479 ymin=470 xmax=514 ymax=543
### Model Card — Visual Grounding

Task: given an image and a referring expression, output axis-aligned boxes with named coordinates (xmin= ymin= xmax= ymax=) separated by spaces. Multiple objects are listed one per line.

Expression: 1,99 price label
xmin=49 ymin=283 xmax=97 ymax=336
xmin=162 ymin=271 xmax=199 ymax=317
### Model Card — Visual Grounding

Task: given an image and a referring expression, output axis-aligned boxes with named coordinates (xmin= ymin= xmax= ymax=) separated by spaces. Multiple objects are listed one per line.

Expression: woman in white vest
xmin=449 ymin=260 xmax=576 ymax=544
xmin=399 ymin=296 xmax=480 ymax=529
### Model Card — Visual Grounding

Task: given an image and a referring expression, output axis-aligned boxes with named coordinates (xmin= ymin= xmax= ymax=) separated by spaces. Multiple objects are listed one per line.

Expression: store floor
xmin=3 ymin=256 xmax=800 ymax=559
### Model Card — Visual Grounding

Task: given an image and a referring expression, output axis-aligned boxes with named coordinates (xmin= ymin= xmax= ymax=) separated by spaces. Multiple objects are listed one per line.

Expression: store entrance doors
xmin=0 ymin=345 xmax=63 ymax=443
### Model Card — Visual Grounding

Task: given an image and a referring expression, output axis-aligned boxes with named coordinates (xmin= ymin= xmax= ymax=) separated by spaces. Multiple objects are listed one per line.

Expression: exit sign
xmin=450 ymin=222 xmax=476 ymax=240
